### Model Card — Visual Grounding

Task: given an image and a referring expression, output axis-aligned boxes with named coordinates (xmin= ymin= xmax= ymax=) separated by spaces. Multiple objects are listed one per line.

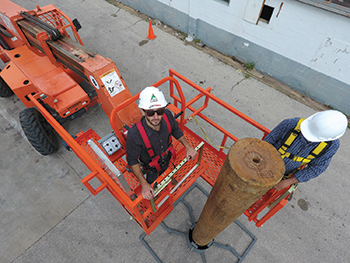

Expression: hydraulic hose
xmin=0 ymin=34 xmax=11 ymax=50
xmin=20 ymin=11 xmax=62 ymax=41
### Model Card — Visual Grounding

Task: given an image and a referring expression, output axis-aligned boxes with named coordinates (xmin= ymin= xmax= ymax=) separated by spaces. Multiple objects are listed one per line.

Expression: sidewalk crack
xmin=226 ymin=78 xmax=246 ymax=96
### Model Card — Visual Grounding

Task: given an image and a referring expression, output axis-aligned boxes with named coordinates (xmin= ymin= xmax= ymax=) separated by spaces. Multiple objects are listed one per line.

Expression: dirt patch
xmin=297 ymin=198 xmax=309 ymax=211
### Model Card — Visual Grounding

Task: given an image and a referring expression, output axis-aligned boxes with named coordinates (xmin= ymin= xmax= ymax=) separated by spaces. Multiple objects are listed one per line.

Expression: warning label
xmin=100 ymin=69 xmax=125 ymax=97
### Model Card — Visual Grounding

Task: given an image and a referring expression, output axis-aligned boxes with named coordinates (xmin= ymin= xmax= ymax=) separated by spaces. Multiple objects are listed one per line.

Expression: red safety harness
xmin=136 ymin=113 xmax=176 ymax=172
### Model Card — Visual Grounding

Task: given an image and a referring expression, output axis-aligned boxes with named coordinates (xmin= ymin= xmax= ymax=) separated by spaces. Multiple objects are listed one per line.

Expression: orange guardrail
xmin=29 ymin=69 xmax=278 ymax=234
xmin=110 ymin=69 xmax=270 ymax=150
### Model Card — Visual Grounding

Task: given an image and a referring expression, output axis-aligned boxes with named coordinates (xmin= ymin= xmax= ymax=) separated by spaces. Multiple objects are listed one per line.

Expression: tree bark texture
xmin=192 ymin=138 xmax=285 ymax=246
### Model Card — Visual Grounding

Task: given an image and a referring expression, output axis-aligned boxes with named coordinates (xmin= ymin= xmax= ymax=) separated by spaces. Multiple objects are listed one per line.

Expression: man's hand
xmin=178 ymin=136 xmax=197 ymax=160
xmin=130 ymin=164 xmax=155 ymax=200
xmin=273 ymin=177 xmax=299 ymax=191
xmin=186 ymin=146 xmax=197 ymax=160
xmin=142 ymin=183 xmax=154 ymax=200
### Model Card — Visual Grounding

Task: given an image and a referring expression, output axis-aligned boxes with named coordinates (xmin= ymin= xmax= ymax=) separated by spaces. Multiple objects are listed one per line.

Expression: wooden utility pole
xmin=192 ymin=138 xmax=285 ymax=246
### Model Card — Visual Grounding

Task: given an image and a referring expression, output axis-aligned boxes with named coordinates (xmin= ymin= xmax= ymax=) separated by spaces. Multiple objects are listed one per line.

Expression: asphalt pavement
xmin=1 ymin=0 xmax=350 ymax=262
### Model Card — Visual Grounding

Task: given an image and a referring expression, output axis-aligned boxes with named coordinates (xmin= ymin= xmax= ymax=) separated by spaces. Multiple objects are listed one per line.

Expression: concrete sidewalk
xmin=1 ymin=0 xmax=350 ymax=262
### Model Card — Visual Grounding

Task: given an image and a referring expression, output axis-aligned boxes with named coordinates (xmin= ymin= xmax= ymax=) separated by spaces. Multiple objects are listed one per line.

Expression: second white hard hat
xmin=301 ymin=110 xmax=348 ymax=142
xmin=138 ymin=86 xmax=168 ymax=110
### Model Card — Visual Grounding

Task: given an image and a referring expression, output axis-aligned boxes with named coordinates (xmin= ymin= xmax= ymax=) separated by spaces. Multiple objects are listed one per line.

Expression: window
xmin=259 ymin=5 xmax=274 ymax=24
xmin=295 ymin=0 xmax=350 ymax=18
xmin=217 ymin=0 xmax=230 ymax=4
xmin=331 ymin=0 xmax=350 ymax=8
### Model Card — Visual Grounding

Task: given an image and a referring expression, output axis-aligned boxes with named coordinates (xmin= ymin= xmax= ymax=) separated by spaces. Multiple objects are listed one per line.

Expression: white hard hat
xmin=138 ymin=86 xmax=168 ymax=110
xmin=301 ymin=110 xmax=348 ymax=142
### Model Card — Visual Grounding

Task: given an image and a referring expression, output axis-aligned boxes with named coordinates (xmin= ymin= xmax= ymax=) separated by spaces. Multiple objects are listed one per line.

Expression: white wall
xmin=160 ymin=0 xmax=350 ymax=85
xmin=120 ymin=0 xmax=350 ymax=113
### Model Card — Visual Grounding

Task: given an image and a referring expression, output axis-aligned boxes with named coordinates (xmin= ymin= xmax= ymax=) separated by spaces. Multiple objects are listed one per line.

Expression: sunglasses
xmin=144 ymin=108 xmax=165 ymax=116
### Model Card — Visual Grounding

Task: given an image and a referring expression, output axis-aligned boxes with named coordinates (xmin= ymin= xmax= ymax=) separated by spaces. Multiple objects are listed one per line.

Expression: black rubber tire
xmin=19 ymin=107 xmax=58 ymax=155
xmin=0 ymin=77 xmax=14 ymax=97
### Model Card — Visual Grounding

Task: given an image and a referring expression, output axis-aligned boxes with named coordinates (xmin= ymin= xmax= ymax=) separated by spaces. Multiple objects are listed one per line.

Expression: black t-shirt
xmin=126 ymin=109 xmax=184 ymax=166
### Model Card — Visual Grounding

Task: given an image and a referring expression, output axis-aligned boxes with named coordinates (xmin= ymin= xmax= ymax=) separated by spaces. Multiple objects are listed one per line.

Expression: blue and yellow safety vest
xmin=278 ymin=118 xmax=331 ymax=166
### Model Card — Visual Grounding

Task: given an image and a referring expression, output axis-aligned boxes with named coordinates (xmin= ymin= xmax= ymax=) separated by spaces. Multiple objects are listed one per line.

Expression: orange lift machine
xmin=0 ymin=0 xmax=294 ymax=236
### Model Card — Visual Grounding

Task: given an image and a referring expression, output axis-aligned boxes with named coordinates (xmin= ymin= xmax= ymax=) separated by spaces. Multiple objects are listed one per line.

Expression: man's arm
xmin=274 ymin=177 xmax=299 ymax=191
xmin=293 ymin=139 xmax=340 ymax=183
xmin=130 ymin=164 xmax=154 ymax=200
xmin=126 ymin=127 xmax=155 ymax=200
xmin=165 ymin=110 xmax=196 ymax=160
xmin=264 ymin=118 xmax=299 ymax=147
xmin=177 ymin=135 xmax=197 ymax=160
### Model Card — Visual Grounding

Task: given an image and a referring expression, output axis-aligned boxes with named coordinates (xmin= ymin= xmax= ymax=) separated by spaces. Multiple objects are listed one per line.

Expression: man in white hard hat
xmin=264 ymin=110 xmax=348 ymax=191
xmin=126 ymin=86 xmax=197 ymax=200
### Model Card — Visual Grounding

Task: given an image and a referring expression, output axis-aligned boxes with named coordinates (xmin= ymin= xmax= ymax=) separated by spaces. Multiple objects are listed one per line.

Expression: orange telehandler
xmin=0 ymin=0 xmax=294 ymax=236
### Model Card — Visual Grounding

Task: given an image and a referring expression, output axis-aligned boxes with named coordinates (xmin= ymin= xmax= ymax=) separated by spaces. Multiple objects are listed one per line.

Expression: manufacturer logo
xmin=150 ymin=94 xmax=158 ymax=102
xmin=67 ymin=101 xmax=82 ymax=110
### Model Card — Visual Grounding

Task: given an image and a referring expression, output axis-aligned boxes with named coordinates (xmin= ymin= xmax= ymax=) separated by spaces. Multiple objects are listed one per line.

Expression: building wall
xmin=119 ymin=0 xmax=350 ymax=115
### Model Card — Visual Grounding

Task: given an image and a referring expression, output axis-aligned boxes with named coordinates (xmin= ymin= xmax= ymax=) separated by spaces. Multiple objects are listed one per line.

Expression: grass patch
xmin=244 ymin=62 xmax=255 ymax=70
